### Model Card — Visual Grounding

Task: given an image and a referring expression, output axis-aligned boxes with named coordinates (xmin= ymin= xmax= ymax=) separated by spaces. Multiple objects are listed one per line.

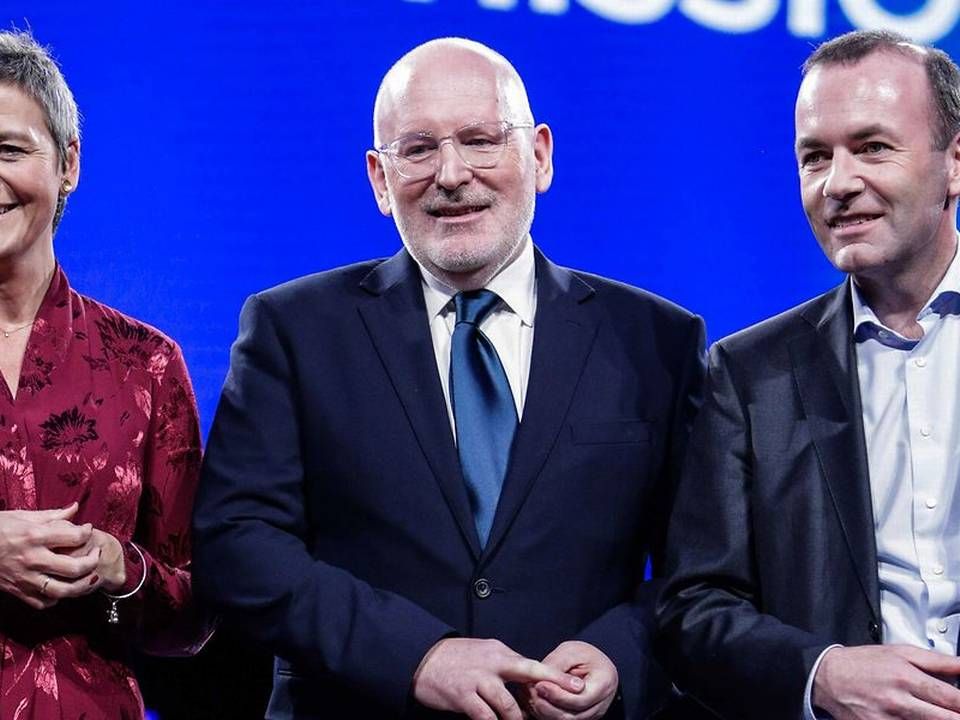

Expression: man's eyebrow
xmin=0 ymin=130 xmax=34 ymax=143
xmin=850 ymin=124 xmax=894 ymax=140
xmin=393 ymin=126 xmax=435 ymax=137
xmin=795 ymin=124 xmax=895 ymax=151
xmin=794 ymin=136 xmax=824 ymax=151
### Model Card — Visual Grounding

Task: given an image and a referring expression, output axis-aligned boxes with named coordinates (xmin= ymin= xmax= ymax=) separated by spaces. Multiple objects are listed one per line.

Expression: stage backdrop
xmin=2 ymin=3 xmax=959 ymax=718
xmin=2 ymin=1 xmax=958 ymax=435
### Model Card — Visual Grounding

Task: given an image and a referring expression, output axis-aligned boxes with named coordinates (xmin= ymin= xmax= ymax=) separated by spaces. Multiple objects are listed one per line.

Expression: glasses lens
xmin=454 ymin=122 xmax=508 ymax=168
xmin=384 ymin=122 xmax=511 ymax=180
xmin=389 ymin=134 xmax=439 ymax=179
xmin=394 ymin=134 xmax=439 ymax=162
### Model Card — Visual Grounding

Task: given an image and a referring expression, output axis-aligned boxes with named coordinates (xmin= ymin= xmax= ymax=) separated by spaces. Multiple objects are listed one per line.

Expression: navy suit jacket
xmin=656 ymin=281 xmax=882 ymax=720
xmin=193 ymin=247 xmax=705 ymax=719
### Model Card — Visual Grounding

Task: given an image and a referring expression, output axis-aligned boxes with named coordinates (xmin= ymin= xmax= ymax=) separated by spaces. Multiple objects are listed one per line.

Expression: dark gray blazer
xmin=657 ymin=281 xmax=881 ymax=720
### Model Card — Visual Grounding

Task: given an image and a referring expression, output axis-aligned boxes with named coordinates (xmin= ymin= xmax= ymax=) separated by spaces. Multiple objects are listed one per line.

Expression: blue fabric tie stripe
xmin=855 ymin=290 xmax=960 ymax=351
xmin=450 ymin=290 xmax=518 ymax=547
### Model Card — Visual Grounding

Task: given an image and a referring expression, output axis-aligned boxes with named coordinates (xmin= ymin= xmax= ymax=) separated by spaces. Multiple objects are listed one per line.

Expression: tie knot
xmin=454 ymin=290 xmax=501 ymax=326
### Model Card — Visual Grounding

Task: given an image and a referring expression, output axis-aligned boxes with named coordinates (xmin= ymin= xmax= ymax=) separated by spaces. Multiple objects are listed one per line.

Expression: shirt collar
xmin=418 ymin=235 xmax=536 ymax=327
xmin=851 ymin=235 xmax=960 ymax=337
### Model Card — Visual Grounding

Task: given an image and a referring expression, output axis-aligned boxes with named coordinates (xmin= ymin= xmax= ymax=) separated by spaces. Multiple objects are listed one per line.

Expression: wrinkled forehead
xmin=374 ymin=48 xmax=530 ymax=144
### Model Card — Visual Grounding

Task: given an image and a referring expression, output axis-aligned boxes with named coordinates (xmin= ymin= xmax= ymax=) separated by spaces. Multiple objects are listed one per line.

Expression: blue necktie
xmin=450 ymin=290 xmax=518 ymax=546
xmin=855 ymin=290 xmax=960 ymax=351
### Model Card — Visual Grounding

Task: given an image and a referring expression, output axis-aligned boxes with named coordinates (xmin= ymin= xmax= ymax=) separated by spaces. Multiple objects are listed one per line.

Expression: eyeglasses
xmin=377 ymin=120 xmax=534 ymax=181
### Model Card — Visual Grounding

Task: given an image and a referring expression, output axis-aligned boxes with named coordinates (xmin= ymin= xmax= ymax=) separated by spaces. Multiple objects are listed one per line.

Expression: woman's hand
xmin=0 ymin=502 xmax=99 ymax=609
xmin=71 ymin=528 xmax=127 ymax=593
xmin=62 ymin=527 xmax=127 ymax=593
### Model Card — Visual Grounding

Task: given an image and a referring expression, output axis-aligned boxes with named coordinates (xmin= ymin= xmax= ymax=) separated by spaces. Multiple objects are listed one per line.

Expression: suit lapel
xmin=789 ymin=282 xmax=880 ymax=620
xmin=482 ymin=249 xmax=599 ymax=560
xmin=357 ymin=250 xmax=482 ymax=558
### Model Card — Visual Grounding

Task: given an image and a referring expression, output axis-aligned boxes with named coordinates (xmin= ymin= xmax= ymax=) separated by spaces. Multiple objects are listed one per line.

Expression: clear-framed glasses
xmin=377 ymin=120 xmax=534 ymax=181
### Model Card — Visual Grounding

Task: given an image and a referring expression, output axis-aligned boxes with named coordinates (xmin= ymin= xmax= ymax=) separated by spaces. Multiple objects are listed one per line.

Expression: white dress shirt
xmin=854 ymin=246 xmax=960 ymax=654
xmin=418 ymin=237 xmax=537 ymax=436
xmin=805 ymin=241 xmax=960 ymax=718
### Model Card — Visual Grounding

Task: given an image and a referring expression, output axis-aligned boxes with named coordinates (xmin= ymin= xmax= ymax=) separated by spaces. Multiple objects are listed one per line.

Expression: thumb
xmin=505 ymin=659 xmax=585 ymax=694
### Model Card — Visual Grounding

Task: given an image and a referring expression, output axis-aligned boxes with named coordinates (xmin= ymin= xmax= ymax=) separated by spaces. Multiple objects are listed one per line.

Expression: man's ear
xmin=366 ymin=150 xmax=392 ymax=216
xmin=533 ymin=123 xmax=554 ymax=193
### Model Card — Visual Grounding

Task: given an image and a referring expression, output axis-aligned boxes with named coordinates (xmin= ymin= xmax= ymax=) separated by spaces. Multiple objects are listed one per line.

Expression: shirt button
xmin=933 ymin=564 xmax=945 ymax=576
xmin=915 ymin=357 xmax=927 ymax=367
xmin=473 ymin=578 xmax=492 ymax=599
xmin=920 ymin=425 xmax=932 ymax=437
xmin=938 ymin=621 xmax=949 ymax=634
xmin=926 ymin=497 xmax=938 ymax=509
xmin=868 ymin=620 xmax=881 ymax=642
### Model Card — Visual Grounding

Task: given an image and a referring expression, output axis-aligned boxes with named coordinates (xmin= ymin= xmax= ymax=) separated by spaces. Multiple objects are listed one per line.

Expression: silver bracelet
xmin=103 ymin=542 xmax=147 ymax=624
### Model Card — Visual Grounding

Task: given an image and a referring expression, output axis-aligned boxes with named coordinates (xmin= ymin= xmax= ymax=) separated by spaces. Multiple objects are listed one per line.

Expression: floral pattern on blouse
xmin=0 ymin=267 xmax=209 ymax=719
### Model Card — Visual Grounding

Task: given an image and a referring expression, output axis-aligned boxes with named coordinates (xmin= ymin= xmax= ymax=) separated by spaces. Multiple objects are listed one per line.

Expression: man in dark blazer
xmin=657 ymin=30 xmax=960 ymax=720
xmin=193 ymin=38 xmax=705 ymax=720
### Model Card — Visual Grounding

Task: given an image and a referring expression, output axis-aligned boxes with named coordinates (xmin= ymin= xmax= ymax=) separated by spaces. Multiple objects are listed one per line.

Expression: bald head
xmin=372 ymin=38 xmax=534 ymax=147
xmin=365 ymin=37 xmax=554 ymax=291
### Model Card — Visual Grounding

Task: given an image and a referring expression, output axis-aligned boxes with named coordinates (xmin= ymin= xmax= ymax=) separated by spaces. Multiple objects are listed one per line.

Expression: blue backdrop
xmin=2 ymin=0 xmax=958 ymax=436
xmin=1 ymin=3 xmax=958 ymax=717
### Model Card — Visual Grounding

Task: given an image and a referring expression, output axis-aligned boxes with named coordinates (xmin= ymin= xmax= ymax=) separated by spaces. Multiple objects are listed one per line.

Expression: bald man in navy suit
xmin=194 ymin=37 xmax=704 ymax=720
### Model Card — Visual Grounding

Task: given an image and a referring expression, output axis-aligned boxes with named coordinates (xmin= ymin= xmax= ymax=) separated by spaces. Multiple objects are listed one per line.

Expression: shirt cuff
xmin=803 ymin=644 xmax=843 ymax=720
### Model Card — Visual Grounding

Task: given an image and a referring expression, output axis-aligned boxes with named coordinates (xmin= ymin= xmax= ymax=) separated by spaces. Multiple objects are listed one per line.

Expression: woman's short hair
xmin=0 ymin=31 xmax=79 ymax=170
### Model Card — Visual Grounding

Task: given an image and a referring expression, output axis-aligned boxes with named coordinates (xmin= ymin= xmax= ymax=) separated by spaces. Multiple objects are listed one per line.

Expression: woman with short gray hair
xmin=0 ymin=31 xmax=209 ymax=718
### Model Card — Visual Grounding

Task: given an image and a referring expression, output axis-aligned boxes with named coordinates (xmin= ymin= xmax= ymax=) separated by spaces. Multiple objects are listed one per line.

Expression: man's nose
xmin=435 ymin=140 xmax=473 ymax=190
xmin=823 ymin=151 xmax=865 ymax=201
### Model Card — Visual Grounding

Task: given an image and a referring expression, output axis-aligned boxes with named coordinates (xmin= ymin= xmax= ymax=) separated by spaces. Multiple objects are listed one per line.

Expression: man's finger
xmin=528 ymin=691 xmax=577 ymax=720
xmin=503 ymin=657 xmax=584 ymax=693
xmin=901 ymin=695 xmax=960 ymax=720
xmin=534 ymin=680 xmax=601 ymax=712
xmin=477 ymin=680 xmax=523 ymax=720
xmin=906 ymin=646 xmax=960 ymax=677
xmin=515 ymin=683 xmax=537 ymax=715
xmin=909 ymin=668 xmax=960 ymax=713
xmin=463 ymin=693 xmax=499 ymax=720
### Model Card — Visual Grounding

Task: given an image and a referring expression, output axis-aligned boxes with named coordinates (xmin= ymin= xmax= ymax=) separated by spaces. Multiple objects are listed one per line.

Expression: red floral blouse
xmin=0 ymin=267 xmax=208 ymax=719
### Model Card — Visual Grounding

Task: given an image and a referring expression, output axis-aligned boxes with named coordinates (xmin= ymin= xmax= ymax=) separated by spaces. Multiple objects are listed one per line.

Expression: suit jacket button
xmin=473 ymin=578 xmax=492 ymax=599
xmin=868 ymin=621 xmax=881 ymax=642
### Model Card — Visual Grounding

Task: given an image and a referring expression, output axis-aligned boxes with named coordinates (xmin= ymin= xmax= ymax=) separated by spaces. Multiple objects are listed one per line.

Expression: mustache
xmin=421 ymin=189 xmax=495 ymax=214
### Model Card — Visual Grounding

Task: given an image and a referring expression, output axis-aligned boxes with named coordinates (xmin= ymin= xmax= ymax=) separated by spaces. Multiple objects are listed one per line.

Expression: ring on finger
xmin=40 ymin=576 xmax=50 ymax=596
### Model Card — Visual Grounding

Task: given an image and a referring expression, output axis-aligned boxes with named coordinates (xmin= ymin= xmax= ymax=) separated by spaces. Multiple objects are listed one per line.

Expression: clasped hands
xmin=413 ymin=637 xmax=618 ymax=720
xmin=0 ymin=502 xmax=126 ymax=610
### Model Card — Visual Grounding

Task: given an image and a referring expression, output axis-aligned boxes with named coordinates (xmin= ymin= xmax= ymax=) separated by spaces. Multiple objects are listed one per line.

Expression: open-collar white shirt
xmin=851 ymin=240 xmax=960 ymax=655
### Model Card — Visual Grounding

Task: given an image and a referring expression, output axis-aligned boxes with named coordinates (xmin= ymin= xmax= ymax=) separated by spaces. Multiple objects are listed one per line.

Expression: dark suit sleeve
xmin=192 ymin=294 xmax=454 ymax=714
xmin=575 ymin=312 xmax=707 ymax=718
xmin=655 ymin=343 xmax=830 ymax=720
